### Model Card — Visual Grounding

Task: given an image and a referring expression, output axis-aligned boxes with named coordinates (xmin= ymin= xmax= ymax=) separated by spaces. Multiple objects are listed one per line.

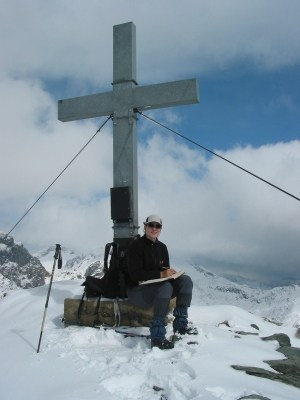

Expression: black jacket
xmin=127 ymin=235 xmax=170 ymax=284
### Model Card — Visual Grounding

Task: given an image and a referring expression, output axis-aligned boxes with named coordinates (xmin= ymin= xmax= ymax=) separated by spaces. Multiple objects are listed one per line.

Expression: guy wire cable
xmin=137 ymin=110 xmax=300 ymax=203
xmin=5 ymin=114 xmax=113 ymax=238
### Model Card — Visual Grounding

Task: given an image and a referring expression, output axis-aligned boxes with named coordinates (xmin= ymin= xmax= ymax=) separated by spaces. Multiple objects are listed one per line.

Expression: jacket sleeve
xmin=127 ymin=240 xmax=161 ymax=283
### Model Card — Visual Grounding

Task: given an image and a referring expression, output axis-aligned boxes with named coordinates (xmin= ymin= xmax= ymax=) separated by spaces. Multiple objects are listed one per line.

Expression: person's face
xmin=144 ymin=222 xmax=162 ymax=242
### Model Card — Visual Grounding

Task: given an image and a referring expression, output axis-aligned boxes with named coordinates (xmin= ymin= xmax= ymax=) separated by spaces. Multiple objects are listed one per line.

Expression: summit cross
xmin=58 ymin=22 xmax=199 ymax=245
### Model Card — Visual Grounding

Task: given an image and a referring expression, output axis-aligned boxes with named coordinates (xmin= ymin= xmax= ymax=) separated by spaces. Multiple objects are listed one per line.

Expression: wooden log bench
xmin=64 ymin=297 xmax=176 ymax=328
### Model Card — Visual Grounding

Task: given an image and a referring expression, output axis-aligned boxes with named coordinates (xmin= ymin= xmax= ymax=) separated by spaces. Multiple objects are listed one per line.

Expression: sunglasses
xmin=147 ymin=222 xmax=162 ymax=229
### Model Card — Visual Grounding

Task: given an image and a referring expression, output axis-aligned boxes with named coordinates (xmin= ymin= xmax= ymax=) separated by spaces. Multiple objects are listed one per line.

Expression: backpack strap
xmin=78 ymin=292 xmax=121 ymax=328
xmin=77 ymin=291 xmax=86 ymax=321
xmin=113 ymin=299 xmax=121 ymax=327
xmin=103 ymin=242 xmax=113 ymax=273
xmin=104 ymin=242 xmax=119 ymax=273
xmin=92 ymin=293 xmax=102 ymax=326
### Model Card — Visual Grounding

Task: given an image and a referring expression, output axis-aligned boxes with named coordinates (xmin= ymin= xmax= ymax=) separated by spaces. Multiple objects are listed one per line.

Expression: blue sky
xmin=1 ymin=1 xmax=300 ymax=286
xmin=194 ymin=66 xmax=299 ymax=148
xmin=151 ymin=64 xmax=300 ymax=152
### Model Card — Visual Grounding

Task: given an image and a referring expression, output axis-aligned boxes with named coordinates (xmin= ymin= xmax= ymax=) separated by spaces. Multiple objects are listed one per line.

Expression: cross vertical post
xmin=58 ymin=22 xmax=199 ymax=248
xmin=111 ymin=23 xmax=139 ymax=243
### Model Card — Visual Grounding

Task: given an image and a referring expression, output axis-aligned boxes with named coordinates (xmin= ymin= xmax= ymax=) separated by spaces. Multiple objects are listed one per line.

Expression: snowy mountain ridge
xmin=1 ymin=236 xmax=300 ymax=327
xmin=33 ymin=247 xmax=300 ymax=326
xmin=189 ymin=265 xmax=300 ymax=326
xmin=34 ymin=245 xmax=103 ymax=282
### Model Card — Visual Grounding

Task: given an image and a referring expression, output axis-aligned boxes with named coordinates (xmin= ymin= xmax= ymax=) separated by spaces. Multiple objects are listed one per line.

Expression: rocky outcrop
xmin=232 ymin=333 xmax=300 ymax=389
xmin=0 ymin=233 xmax=49 ymax=297
xmin=237 ymin=395 xmax=271 ymax=400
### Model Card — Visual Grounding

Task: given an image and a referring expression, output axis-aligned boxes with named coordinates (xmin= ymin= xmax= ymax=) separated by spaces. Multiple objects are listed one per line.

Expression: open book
xmin=139 ymin=270 xmax=185 ymax=285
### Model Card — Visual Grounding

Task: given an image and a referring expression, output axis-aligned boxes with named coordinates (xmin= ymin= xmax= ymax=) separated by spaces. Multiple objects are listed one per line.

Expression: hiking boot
xmin=174 ymin=324 xmax=198 ymax=336
xmin=151 ymin=338 xmax=174 ymax=350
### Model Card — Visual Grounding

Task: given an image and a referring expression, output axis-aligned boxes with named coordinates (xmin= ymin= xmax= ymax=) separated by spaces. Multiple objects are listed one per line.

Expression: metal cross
xmin=58 ymin=22 xmax=199 ymax=246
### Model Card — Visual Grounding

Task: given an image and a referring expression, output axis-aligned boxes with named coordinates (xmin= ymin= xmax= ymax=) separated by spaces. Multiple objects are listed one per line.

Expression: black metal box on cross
xmin=110 ymin=187 xmax=131 ymax=222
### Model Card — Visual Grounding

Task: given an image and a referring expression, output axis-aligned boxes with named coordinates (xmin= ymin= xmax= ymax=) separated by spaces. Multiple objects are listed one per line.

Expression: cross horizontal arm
xmin=58 ymin=78 xmax=199 ymax=122
xmin=58 ymin=91 xmax=113 ymax=122
xmin=133 ymin=79 xmax=199 ymax=111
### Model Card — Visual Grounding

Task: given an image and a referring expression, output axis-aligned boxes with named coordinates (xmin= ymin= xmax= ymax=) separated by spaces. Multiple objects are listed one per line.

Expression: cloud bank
xmin=1 ymin=0 xmax=300 ymax=84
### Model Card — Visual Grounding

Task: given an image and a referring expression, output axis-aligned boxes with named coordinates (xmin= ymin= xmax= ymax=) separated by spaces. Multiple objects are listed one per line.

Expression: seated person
xmin=127 ymin=214 xmax=197 ymax=350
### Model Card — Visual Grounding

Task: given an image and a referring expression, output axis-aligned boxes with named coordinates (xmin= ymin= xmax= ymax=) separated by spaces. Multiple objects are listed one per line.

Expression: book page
xmin=139 ymin=270 xmax=185 ymax=285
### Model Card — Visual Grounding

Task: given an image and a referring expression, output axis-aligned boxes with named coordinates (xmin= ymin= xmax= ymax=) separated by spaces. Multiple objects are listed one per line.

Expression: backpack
xmin=77 ymin=237 xmax=138 ymax=325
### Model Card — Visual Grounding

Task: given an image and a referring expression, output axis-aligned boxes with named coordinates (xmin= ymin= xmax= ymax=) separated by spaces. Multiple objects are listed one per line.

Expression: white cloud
xmin=1 ymin=0 xmax=300 ymax=86
xmin=0 ymin=76 xmax=113 ymax=199
xmin=0 ymin=76 xmax=114 ymax=252
xmin=138 ymin=134 xmax=300 ymax=283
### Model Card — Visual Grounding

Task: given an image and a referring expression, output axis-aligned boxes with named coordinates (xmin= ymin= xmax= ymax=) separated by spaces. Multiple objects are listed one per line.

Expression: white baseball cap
xmin=144 ymin=214 xmax=162 ymax=225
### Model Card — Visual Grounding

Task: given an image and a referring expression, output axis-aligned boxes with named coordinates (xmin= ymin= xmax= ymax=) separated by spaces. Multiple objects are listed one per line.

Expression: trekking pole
xmin=37 ymin=244 xmax=62 ymax=353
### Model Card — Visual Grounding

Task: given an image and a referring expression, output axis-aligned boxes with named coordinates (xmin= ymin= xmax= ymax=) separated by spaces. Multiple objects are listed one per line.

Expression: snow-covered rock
xmin=0 ymin=233 xmax=49 ymax=298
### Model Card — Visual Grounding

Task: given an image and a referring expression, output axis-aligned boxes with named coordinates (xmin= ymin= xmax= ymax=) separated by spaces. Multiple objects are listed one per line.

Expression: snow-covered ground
xmin=1 ymin=280 xmax=300 ymax=400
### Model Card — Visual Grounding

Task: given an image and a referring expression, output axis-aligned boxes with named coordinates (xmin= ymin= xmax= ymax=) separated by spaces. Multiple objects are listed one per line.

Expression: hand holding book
xmin=139 ymin=270 xmax=185 ymax=285
xmin=160 ymin=267 xmax=177 ymax=279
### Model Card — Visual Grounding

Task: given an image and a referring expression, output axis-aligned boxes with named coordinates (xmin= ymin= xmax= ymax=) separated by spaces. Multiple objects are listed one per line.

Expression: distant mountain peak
xmin=0 ymin=233 xmax=49 ymax=298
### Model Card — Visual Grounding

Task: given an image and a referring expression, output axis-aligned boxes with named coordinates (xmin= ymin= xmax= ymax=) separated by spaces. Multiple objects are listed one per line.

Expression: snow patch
xmin=0 ymin=280 xmax=300 ymax=400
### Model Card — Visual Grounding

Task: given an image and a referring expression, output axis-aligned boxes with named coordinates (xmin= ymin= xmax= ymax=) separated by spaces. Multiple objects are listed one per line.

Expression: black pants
xmin=126 ymin=274 xmax=193 ymax=318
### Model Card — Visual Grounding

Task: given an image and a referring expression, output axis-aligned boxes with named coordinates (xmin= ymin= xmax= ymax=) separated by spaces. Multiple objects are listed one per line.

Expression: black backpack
xmin=77 ymin=237 xmax=138 ymax=325
xmin=82 ymin=241 xmax=128 ymax=299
